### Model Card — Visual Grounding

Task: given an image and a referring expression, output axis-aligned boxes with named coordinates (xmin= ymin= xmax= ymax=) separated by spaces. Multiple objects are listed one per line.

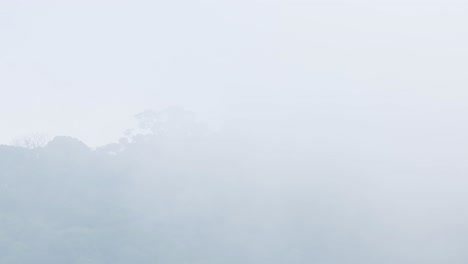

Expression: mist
xmin=1 ymin=0 xmax=468 ymax=263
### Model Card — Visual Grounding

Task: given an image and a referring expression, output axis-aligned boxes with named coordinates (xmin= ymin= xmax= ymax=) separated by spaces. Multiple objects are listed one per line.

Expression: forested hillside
xmin=1 ymin=107 xmax=467 ymax=264
xmin=0 ymin=107 xmax=321 ymax=263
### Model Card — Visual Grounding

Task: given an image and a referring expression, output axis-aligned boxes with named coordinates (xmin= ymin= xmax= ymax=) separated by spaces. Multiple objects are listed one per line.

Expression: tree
xmin=134 ymin=106 xmax=206 ymax=138
xmin=11 ymin=133 xmax=50 ymax=149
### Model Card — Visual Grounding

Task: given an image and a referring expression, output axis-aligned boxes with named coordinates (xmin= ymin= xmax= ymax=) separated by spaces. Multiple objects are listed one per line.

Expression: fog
xmin=1 ymin=0 xmax=468 ymax=263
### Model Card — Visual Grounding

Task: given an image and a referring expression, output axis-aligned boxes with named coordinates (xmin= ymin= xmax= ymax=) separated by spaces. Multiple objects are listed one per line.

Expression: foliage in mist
xmin=1 ymin=106 xmax=464 ymax=264
xmin=0 ymin=107 xmax=307 ymax=264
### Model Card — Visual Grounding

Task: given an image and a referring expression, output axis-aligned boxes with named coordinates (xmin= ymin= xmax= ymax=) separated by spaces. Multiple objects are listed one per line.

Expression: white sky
xmin=1 ymin=0 xmax=467 ymax=146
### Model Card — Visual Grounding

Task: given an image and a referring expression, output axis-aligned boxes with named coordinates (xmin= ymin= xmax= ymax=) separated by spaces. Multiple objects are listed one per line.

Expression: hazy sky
xmin=1 ymin=0 xmax=467 ymax=146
